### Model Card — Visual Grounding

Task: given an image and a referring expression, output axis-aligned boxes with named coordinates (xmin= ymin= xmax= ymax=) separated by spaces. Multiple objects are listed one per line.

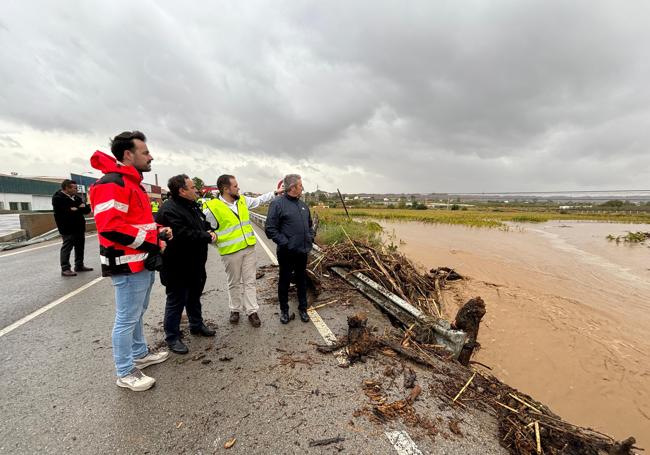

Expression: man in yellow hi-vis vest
xmin=204 ymin=174 xmax=282 ymax=327
xmin=150 ymin=200 xmax=159 ymax=213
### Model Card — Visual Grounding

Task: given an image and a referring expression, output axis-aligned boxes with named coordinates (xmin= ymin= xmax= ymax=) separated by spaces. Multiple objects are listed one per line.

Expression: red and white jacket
xmin=89 ymin=151 xmax=160 ymax=276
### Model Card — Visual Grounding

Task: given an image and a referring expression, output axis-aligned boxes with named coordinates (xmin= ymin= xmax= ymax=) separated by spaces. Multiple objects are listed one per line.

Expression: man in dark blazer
xmin=156 ymin=174 xmax=217 ymax=354
xmin=52 ymin=179 xmax=93 ymax=276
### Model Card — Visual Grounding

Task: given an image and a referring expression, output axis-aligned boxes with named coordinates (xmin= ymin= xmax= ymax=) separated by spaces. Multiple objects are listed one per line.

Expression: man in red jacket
xmin=90 ymin=131 xmax=172 ymax=392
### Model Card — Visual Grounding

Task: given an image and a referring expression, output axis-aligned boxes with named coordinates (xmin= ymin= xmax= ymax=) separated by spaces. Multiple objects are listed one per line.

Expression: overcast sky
xmin=1 ymin=0 xmax=649 ymax=193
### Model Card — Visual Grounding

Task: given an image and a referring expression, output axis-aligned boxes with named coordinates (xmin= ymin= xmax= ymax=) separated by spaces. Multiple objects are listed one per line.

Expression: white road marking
xmin=255 ymin=233 xmax=278 ymax=265
xmin=0 ymin=234 xmax=98 ymax=258
xmin=254 ymin=228 xmax=349 ymax=366
xmin=307 ymin=308 xmax=349 ymax=367
xmin=0 ymin=277 xmax=104 ymax=338
xmin=385 ymin=431 xmax=423 ymax=455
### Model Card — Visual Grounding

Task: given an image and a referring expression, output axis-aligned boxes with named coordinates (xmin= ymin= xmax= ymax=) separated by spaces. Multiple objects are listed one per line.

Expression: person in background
xmin=265 ymin=174 xmax=315 ymax=324
xmin=52 ymin=179 xmax=93 ymax=277
xmin=90 ymin=131 xmax=172 ymax=392
xmin=203 ymin=175 xmax=281 ymax=327
xmin=156 ymin=174 xmax=217 ymax=354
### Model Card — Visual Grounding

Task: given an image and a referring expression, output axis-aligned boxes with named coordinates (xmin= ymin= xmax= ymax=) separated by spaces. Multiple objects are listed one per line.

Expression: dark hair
xmin=61 ymin=179 xmax=76 ymax=190
xmin=216 ymin=174 xmax=235 ymax=194
xmin=168 ymin=174 xmax=189 ymax=198
xmin=110 ymin=131 xmax=146 ymax=161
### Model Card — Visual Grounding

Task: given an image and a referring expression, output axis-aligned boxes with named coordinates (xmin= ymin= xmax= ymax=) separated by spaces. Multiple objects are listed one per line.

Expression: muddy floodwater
xmin=379 ymin=219 xmax=650 ymax=448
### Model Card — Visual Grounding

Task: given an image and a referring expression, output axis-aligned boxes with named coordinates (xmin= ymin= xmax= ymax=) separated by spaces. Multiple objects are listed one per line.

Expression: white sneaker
xmin=116 ymin=368 xmax=156 ymax=391
xmin=134 ymin=351 xmax=169 ymax=370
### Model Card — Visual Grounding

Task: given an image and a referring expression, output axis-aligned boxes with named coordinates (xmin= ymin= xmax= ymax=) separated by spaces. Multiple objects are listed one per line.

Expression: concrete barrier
xmin=19 ymin=213 xmax=57 ymax=239
xmin=18 ymin=213 xmax=96 ymax=239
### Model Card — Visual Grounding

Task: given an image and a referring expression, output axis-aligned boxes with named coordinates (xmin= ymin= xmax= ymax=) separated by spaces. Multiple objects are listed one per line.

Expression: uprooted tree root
xmin=318 ymin=313 xmax=639 ymax=455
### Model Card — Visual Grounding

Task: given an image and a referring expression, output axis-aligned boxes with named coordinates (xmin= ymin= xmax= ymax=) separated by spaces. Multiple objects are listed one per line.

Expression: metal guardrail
xmin=249 ymin=211 xmax=466 ymax=358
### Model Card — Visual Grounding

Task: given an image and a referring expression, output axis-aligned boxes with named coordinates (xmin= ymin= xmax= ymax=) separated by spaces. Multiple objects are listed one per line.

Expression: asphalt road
xmin=0 ymin=227 xmax=506 ymax=454
xmin=0 ymin=234 xmax=101 ymax=329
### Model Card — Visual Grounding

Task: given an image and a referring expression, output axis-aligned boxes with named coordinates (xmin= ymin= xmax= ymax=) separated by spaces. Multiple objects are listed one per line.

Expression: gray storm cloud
xmin=1 ymin=0 xmax=649 ymax=192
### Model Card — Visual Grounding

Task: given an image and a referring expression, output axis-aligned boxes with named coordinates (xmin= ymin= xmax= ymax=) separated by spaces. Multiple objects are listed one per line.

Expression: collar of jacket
xmin=172 ymin=195 xmax=199 ymax=208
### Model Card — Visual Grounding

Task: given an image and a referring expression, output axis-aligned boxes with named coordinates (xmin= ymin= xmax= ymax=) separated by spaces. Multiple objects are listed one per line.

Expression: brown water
xmin=380 ymin=220 xmax=650 ymax=447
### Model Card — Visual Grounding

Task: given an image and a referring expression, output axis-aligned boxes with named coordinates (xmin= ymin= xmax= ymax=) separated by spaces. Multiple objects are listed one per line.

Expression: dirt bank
xmin=379 ymin=220 xmax=650 ymax=450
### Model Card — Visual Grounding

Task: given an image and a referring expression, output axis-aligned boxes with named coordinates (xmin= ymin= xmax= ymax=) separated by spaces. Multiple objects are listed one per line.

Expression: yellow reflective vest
xmin=205 ymin=196 xmax=257 ymax=255
xmin=150 ymin=201 xmax=159 ymax=213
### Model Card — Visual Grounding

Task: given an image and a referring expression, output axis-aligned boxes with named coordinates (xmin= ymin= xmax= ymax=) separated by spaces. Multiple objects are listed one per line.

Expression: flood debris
xmin=403 ymin=367 xmax=417 ymax=389
xmin=277 ymin=352 xmax=320 ymax=368
xmin=308 ymin=436 xmax=345 ymax=447
xmin=355 ymin=380 xmax=438 ymax=437
xmin=313 ymin=240 xmax=463 ymax=319
xmin=311 ymin=239 xmax=470 ymax=359
xmin=442 ymin=370 xmax=640 ymax=455
xmin=448 ymin=418 xmax=463 ymax=436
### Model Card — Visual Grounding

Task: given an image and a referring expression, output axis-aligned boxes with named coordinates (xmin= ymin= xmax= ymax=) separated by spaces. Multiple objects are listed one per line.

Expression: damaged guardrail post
xmin=329 ymin=266 xmax=467 ymax=360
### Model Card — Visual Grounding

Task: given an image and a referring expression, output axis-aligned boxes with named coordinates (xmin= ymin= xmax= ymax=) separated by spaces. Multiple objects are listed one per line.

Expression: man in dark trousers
xmin=52 ymin=179 xmax=93 ymax=276
xmin=265 ymin=174 xmax=315 ymax=324
xmin=156 ymin=174 xmax=217 ymax=354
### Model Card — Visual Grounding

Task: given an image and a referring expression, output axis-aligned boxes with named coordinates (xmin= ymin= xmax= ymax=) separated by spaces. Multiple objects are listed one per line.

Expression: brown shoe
xmin=248 ymin=312 xmax=261 ymax=328
xmin=61 ymin=270 xmax=77 ymax=277
xmin=229 ymin=312 xmax=240 ymax=324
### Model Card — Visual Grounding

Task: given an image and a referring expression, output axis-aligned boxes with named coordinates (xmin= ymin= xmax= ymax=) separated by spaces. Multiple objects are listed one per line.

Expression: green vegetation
xmin=313 ymin=207 xmax=650 ymax=229
xmin=606 ymin=231 xmax=650 ymax=244
xmin=315 ymin=213 xmax=383 ymax=246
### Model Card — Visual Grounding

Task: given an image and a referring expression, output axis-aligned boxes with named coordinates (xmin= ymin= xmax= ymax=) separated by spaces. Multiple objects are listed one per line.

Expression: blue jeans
xmin=111 ymin=270 xmax=155 ymax=377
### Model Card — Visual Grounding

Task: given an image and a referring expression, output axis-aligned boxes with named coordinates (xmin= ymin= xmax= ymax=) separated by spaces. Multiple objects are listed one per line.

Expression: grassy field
xmin=314 ymin=207 xmax=650 ymax=229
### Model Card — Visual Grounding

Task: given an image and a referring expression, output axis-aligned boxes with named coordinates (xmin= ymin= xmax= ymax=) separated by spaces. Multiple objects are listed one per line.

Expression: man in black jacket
xmin=156 ymin=175 xmax=217 ymax=354
xmin=52 ymin=179 xmax=93 ymax=277
xmin=265 ymin=174 xmax=315 ymax=324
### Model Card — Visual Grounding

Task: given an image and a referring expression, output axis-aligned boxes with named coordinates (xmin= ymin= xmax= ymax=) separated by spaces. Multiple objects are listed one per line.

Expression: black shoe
xmin=280 ymin=311 xmax=295 ymax=324
xmin=299 ymin=310 xmax=310 ymax=323
xmin=167 ymin=339 xmax=189 ymax=354
xmin=190 ymin=324 xmax=216 ymax=337
xmin=75 ymin=266 xmax=94 ymax=272
xmin=248 ymin=312 xmax=261 ymax=328
xmin=229 ymin=312 xmax=240 ymax=324
xmin=61 ymin=270 xmax=77 ymax=277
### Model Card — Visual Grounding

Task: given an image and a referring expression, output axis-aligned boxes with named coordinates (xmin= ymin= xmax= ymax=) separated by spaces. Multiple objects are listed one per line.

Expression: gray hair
xmin=283 ymin=174 xmax=301 ymax=190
